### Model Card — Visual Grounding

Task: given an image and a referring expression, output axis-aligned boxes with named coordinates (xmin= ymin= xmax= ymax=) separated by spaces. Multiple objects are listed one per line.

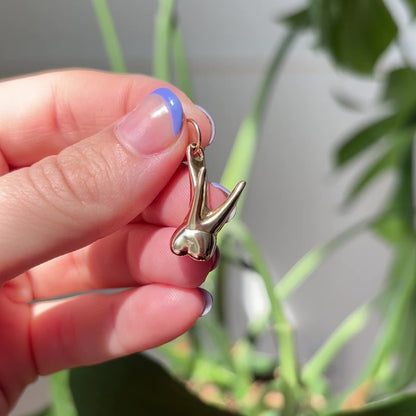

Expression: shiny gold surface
xmin=171 ymin=122 xmax=246 ymax=261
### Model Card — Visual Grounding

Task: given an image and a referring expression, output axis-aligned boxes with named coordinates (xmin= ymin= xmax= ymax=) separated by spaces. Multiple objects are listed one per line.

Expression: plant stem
xmin=336 ymin=243 xmax=416 ymax=407
xmin=276 ymin=221 xmax=370 ymax=300
xmin=172 ymin=23 xmax=194 ymax=99
xmin=247 ymin=220 xmax=371 ymax=340
xmin=197 ymin=318 xmax=234 ymax=367
xmin=365 ymin=247 xmax=416 ymax=380
xmin=215 ymin=31 xmax=297 ymax=364
xmin=49 ymin=371 xmax=77 ymax=416
xmin=214 ymin=249 xmax=227 ymax=324
xmin=91 ymin=0 xmax=127 ymax=73
xmin=153 ymin=0 xmax=176 ymax=81
xmin=230 ymin=222 xmax=299 ymax=391
xmin=302 ymin=303 xmax=371 ymax=388
xmin=252 ymin=30 xmax=296 ymax=122
xmin=220 ymin=29 xmax=297 ymax=217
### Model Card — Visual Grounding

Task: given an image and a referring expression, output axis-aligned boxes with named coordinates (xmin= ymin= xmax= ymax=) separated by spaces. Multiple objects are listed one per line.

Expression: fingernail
xmin=196 ymin=105 xmax=215 ymax=145
xmin=115 ymin=88 xmax=183 ymax=155
xmin=198 ymin=288 xmax=213 ymax=317
xmin=212 ymin=182 xmax=236 ymax=221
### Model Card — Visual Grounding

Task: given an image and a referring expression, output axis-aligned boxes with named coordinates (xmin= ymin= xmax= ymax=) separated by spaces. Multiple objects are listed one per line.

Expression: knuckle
xmin=56 ymin=146 xmax=111 ymax=206
xmin=26 ymin=144 xmax=120 ymax=224
xmin=23 ymin=141 xmax=123 ymax=234
xmin=49 ymin=76 xmax=79 ymax=140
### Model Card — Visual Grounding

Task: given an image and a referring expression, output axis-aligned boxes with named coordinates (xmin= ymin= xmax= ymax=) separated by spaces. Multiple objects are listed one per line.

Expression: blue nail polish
xmin=212 ymin=182 xmax=231 ymax=196
xmin=198 ymin=288 xmax=213 ymax=317
xmin=151 ymin=88 xmax=183 ymax=136
xmin=212 ymin=182 xmax=237 ymax=221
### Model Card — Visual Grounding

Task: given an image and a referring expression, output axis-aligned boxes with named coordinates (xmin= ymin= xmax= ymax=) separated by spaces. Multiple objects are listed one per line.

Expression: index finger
xmin=0 ymin=69 xmax=213 ymax=168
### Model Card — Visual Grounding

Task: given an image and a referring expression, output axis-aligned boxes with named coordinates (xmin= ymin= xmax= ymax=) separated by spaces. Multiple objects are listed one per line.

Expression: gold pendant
xmin=171 ymin=119 xmax=246 ymax=261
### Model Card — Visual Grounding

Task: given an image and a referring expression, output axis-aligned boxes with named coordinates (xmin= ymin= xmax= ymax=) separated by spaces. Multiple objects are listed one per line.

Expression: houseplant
xmin=27 ymin=0 xmax=416 ymax=415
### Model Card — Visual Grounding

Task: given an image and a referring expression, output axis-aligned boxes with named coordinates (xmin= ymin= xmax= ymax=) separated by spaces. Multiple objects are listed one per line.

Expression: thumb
xmin=0 ymin=88 xmax=198 ymax=281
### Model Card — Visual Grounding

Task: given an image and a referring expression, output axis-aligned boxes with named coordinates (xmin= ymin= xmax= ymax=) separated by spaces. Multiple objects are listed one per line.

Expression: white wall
xmin=1 ymin=1 xmax=395 ymax=414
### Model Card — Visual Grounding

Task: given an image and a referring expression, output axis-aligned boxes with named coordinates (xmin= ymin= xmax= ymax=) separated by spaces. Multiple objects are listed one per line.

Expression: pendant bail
xmin=186 ymin=118 xmax=203 ymax=161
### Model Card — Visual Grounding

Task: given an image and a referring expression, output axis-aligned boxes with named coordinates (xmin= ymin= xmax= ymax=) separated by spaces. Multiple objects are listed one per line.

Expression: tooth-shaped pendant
xmin=171 ymin=119 xmax=246 ymax=261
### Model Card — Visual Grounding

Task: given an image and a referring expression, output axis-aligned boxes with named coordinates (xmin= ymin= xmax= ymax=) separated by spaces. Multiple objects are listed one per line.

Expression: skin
xmin=0 ymin=69 xmax=225 ymax=414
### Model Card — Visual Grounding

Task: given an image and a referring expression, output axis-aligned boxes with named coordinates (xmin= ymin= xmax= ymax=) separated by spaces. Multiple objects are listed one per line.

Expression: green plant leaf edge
xmin=69 ymin=352 xmax=240 ymax=416
xmin=329 ymin=391 xmax=416 ymax=415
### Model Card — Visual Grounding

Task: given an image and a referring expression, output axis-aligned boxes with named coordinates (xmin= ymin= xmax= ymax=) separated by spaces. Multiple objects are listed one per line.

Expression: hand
xmin=0 ymin=69 xmax=224 ymax=414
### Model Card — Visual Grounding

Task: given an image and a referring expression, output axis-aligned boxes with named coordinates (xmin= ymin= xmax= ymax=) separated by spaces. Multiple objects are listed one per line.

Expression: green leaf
xmin=335 ymin=115 xmax=400 ymax=167
xmin=372 ymin=214 xmax=413 ymax=245
xmin=281 ymin=8 xmax=311 ymax=30
xmin=371 ymin=244 xmax=416 ymax=393
xmin=329 ymin=392 xmax=416 ymax=415
xmin=275 ymin=221 xmax=368 ymax=300
xmin=230 ymin=340 xmax=253 ymax=400
xmin=157 ymin=338 xmax=195 ymax=377
xmin=302 ymin=304 xmax=371 ymax=392
xmin=191 ymin=357 xmax=237 ymax=387
xmin=249 ymin=353 xmax=276 ymax=378
xmin=405 ymin=0 xmax=416 ymax=16
xmin=25 ymin=408 xmax=52 ymax=416
xmin=377 ymin=242 xmax=416 ymax=301
xmin=49 ymin=371 xmax=77 ymax=416
xmin=362 ymin=246 xmax=416 ymax=385
xmin=69 ymin=353 xmax=239 ymax=416
xmin=345 ymin=130 xmax=414 ymax=204
xmin=385 ymin=149 xmax=414 ymax=226
xmin=196 ymin=318 xmax=234 ymax=367
xmin=386 ymin=299 xmax=416 ymax=391
xmin=313 ymin=0 xmax=397 ymax=74
xmin=383 ymin=67 xmax=416 ymax=112
xmin=345 ymin=149 xmax=396 ymax=205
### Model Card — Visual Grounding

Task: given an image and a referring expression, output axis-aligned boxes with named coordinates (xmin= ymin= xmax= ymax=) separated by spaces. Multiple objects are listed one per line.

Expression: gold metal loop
xmin=186 ymin=118 xmax=202 ymax=149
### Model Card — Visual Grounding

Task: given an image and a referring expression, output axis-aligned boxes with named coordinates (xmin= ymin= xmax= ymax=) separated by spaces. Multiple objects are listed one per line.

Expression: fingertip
xmin=182 ymin=102 xmax=214 ymax=149
xmin=32 ymin=285 xmax=207 ymax=374
xmin=195 ymin=105 xmax=215 ymax=145
xmin=117 ymin=285 xmax=205 ymax=344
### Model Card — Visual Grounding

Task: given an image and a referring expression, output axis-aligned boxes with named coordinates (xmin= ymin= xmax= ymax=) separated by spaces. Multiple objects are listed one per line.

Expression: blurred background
xmin=1 ymin=0 xmax=404 ymax=414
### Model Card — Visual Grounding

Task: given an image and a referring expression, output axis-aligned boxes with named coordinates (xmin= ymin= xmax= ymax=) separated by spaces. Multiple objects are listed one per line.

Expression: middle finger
xmin=27 ymin=224 xmax=219 ymax=300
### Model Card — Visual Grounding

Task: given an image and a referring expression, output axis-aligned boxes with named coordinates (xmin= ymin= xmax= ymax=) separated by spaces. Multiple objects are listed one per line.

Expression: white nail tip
xmin=199 ymin=288 xmax=213 ymax=317
xmin=196 ymin=105 xmax=216 ymax=145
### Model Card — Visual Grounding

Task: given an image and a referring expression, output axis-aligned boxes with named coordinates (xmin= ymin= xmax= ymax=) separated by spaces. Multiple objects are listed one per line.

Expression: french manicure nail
xmin=152 ymin=88 xmax=184 ymax=136
xmin=212 ymin=182 xmax=237 ymax=221
xmin=115 ymin=88 xmax=183 ymax=155
xmin=196 ymin=105 xmax=216 ymax=145
xmin=198 ymin=288 xmax=213 ymax=317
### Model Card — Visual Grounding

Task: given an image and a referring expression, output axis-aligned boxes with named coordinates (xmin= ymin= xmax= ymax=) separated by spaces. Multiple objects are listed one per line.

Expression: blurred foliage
xmin=405 ymin=0 xmax=416 ymax=15
xmin=29 ymin=0 xmax=416 ymax=415
xmin=329 ymin=392 xmax=416 ymax=416
xmin=69 ymin=354 xmax=238 ymax=415
xmin=91 ymin=0 xmax=126 ymax=73
xmin=285 ymin=0 xmax=397 ymax=74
